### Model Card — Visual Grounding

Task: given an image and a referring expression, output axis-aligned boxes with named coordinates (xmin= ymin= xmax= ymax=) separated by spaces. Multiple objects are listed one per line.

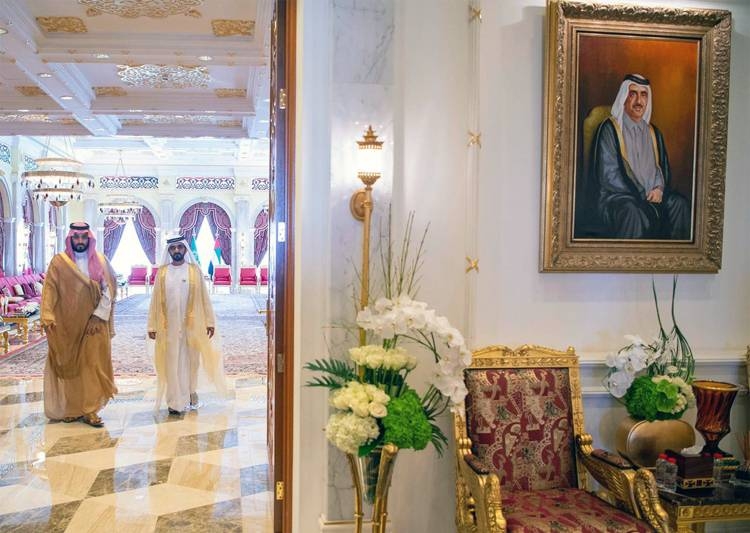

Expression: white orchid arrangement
xmin=603 ymin=277 xmax=695 ymax=421
xmin=306 ymin=214 xmax=471 ymax=457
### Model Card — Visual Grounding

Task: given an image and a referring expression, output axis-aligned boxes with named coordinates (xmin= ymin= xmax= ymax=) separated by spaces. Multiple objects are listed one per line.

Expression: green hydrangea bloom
xmin=625 ymin=375 xmax=683 ymax=421
xmin=382 ymin=389 xmax=431 ymax=450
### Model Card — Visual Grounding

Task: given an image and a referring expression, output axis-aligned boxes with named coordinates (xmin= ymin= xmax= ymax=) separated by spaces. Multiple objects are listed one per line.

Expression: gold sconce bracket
xmin=350 ymin=189 xmax=368 ymax=221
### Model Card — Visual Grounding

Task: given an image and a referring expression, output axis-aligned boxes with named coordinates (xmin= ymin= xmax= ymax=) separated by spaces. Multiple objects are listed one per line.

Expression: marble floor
xmin=0 ymin=375 xmax=273 ymax=532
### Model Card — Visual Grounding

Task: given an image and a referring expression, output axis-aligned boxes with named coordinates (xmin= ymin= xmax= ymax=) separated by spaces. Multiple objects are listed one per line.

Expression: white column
xmin=32 ymin=222 xmax=45 ymax=273
xmin=3 ymin=217 xmax=15 ymax=275
xmin=83 ymin=198 xmax=101 ymax=252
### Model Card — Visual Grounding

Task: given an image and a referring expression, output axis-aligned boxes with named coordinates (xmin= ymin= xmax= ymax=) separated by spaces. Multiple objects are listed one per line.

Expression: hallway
xmin=0 ymin=375 xmax=272 ymax=532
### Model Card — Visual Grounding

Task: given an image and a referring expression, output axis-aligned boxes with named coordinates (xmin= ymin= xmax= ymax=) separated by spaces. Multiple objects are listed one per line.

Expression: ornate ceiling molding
xmin=100 ymin=176 xmax=159 ymax=189
xmin=176 ymin=177 xmax=235 ymax=190
xmin=218 ymin=120 xmax=242 ymax=128
xmin=117 ymin=64 xmax=210 ymax=89
xmin=123 ymin=114 xmax=226 ymax=125
xmin=36 ymin=17 xmax=87 ymax=33
xmin=79 ymin=0 xmax=203 ymax=19
xmin=215 ymin=88 xmax=247 ymax=98
xmin=15 ymin=86 xmax=46 ymax=97
xmin=211 ymin=19 xmax=255 ymax=37
xmin=251 ymin=178 xmax=269 ymax=191
xmin=0 ymin=114 xmax=51 ymax=122
xmin=94 ymin=86 xmax=128 ymax=97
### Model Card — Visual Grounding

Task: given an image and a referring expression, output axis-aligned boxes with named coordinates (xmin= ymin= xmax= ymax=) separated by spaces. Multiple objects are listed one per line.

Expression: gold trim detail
xmin=465 ymin=256 xmax=479 ymax=273
xmin=78 ymin=0 xmax=202 ymax=19
xmin=15 ymin=86 xmax=46 ymax=97
xmin=467 ymin=131 xmax=482 ymax=148
xmin=117 ymin=64 xmax=209 ymax=89
xmin=36 ymin=17 xmax=87 ymax=33
xmin=215 ymin=88 xmax=247 ymax=98
xmin=94 ymin=86 xmax=127 ymax=97
xmin=469 ymin=7 xmax=482 ymax=23
xmin=211 ymin=19 xmax=255 ymax=37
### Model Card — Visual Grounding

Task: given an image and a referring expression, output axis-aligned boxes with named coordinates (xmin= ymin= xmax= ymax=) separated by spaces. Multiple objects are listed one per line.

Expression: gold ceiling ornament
xmin=215 ymin=88 xmax=246 ymax=98
xmin=467 ymin=131 xmax=482 ymax=148
xmin=117 ymin=64 xmax=210 ymax=89
xmin=36 ymin=17 xmax=87 ymax=33
xmin=0 ymin=114 xmax=51 ymax=122
xmin=15 ymin=86 xmax=46 ymax=97
xmin=94 ymin=86 xmax=128 ymax=97
xmin=211 ymin=19 xmax=255 ymax=37
xmin=218 ymin=120 xmax=242 ymax=128
xmin=78 ymin=0 xmax=202 ymax=19
xmin=469 ymin=6 xmax=482 ymax=23
xmin=465 ymin=256 xmax=479 ymax=273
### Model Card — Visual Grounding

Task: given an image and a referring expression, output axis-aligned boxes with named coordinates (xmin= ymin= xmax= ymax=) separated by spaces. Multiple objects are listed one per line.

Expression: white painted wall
xmin=296 ymin=0 xmax=749 ymax=531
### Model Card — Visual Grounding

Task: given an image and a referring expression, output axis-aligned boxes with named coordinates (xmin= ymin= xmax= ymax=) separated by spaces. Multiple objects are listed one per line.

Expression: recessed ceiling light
xmin=17 ymin=109 xmax=29 ymax=112
xmin=94 ymin=53 xmax=110 ymax=59
xmin=205 ymin=110 xmax=215 ymax=114
xmin=38 ymin=73 xmax=52 ymax=78
xmin=60 ymin=95 xmax=73 ymax=100
xmin=198 ymin=55 xmax=213 ymax=62
xmin=128 ymin=109 xmax=143 ymax=113
xmin=0 ymin=28 xmax=8 ymax=35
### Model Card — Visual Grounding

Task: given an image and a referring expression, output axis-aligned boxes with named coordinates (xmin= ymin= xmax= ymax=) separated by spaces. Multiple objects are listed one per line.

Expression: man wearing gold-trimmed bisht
xmin=147 ymin=235 xmax=225 ymax=415
xmin=41 ymin=222 xmax=118 ymax=427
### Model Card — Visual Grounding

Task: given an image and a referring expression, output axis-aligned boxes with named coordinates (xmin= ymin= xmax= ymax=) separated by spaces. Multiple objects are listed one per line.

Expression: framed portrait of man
xmin=540 ymin=1 xmax=731 ymax=272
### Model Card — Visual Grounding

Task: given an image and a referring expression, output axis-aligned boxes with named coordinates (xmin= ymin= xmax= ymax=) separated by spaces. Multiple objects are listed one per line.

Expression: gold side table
xmin=660 ymin=485 xmax=750 ymax=532
xmin=2 ymin=312 xmax=42 ymax=344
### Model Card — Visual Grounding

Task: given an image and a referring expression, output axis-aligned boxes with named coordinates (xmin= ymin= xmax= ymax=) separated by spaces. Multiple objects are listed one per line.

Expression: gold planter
xmin=615 ymin=416 xmax=695 ymax=467
xmin=347 ymin=444 xmax=399 ymax=533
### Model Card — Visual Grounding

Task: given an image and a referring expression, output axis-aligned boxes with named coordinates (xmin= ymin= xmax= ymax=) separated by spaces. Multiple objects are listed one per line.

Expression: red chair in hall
xmin=127 ymin=265 xmax=148 ymax=291
xmin=239 ymin=267 xmax=258 ymax=290
xmin=148 ymin=265 xmax=159 ymax=286
xmin=259 ymin=266 xmax=269 ymax=286
xmin=213 ymin=266 xmax=232 ymax=293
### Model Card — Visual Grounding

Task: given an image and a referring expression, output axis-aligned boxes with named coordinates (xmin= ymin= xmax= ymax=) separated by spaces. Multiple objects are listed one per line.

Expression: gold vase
xmin=614 ymin=416 xmax=695 ymax=467
xmin=692 ymin=380 xmax=739 ymax=456
xmin=347 ymin=443 xmax=399 ymax=533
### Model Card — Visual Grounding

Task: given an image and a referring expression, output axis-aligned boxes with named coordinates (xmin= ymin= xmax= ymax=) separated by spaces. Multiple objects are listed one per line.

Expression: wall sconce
xmin=350 ymin=125 xmax=383 ymax=345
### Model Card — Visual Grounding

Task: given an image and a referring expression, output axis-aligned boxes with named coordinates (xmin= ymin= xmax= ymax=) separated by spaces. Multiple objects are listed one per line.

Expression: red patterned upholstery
xmin=465 ymin=368 xmax=576 ymax=491
xmin=503 ymin=489 xmax=652 ymax=532
xmin=213 ymin=266 xmax=231 ymax=286
xmin=148 ymin=266 xmax=159 ymax=285
xmin=259 ymin=266 xmax=268 ymax=286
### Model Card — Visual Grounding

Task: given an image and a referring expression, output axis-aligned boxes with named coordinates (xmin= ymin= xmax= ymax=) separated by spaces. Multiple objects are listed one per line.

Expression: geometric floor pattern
xmin=0 ymin=375 xmax=272 ymax=532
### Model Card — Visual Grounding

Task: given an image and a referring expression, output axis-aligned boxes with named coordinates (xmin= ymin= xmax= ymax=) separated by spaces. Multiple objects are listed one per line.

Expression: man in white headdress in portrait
xmin=147 ymin=235 xmax=225 ymax=414
xmin=590 ymin=74 xmax=691 ymax=239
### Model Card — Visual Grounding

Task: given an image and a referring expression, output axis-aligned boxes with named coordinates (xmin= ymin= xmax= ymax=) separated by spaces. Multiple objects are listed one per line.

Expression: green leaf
xmin=303 ymin=358 xmax=357 ymax=387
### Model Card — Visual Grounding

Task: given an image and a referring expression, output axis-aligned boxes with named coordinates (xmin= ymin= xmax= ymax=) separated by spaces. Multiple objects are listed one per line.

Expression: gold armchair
xmin=453 ymin=344 xmax=671 ymax=532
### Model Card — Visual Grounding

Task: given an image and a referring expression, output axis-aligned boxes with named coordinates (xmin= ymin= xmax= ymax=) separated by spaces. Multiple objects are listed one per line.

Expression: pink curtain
xmin=0 ymin=191 xmax=4 ymax=271
xmin=103 ymin=219 xmax=125 ymax=260
xmin=180 ymin=202 xmax=232 ymax=264
xmin=178 ymin=204 xmax=206 ymax=243
xmin=133 ymin=207 xmax=157 ymax=264
xmin=254 ymin=208 xmax=269 ymax=266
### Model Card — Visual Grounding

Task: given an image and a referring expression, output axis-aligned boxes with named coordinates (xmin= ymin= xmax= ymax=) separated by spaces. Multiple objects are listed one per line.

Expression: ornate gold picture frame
xmin=541 ymin=1 xmax=731 ymax=272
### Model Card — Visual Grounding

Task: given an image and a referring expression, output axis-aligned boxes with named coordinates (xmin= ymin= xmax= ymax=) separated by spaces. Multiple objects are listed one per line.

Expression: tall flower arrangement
xmin=305 ymin=214 xmax=471 ymax=457
xmin=603 ymin=276 xmax=695 ymax=421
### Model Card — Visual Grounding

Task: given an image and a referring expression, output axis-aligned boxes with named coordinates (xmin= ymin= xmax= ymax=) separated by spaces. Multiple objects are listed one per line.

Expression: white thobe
xmin=73 ymin=251 xmax=112 ymax=320
xmin=164 ymin=262 xmax=199 ymax=411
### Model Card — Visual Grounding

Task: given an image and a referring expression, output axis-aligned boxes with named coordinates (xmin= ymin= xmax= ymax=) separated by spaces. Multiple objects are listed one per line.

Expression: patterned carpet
xmin=0 ymin=292 xmax=268 ymax=378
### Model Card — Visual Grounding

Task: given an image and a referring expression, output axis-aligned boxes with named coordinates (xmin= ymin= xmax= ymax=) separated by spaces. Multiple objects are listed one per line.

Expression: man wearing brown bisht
xmin=41 ymin=221 xmax=118 ymax=427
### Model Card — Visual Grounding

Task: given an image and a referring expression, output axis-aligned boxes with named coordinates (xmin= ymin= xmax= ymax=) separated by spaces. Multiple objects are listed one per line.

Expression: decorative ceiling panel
xmin=36 ymin=17 xmax=87 ymax=33
xmin=211 ymin=19 xmax=255 ymax=37
xmin=79 ymin=0 xmax=203 ymax=19
xmin=117 ymin=64 xmax=210 ymax=89
xmin=15 ymin=86 xmax=47 ymax=97
xmin=94 ymin=87 xmax=128 ymax=97
xmin=122 ymin=114 xmax=227 ymax=125
xmin=215 ymin=88 xmax=247 ymax=98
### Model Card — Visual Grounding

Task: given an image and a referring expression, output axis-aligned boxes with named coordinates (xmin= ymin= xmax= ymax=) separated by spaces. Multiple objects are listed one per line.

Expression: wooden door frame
xmin=272 ymin=1 xmax=296 ymax=532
